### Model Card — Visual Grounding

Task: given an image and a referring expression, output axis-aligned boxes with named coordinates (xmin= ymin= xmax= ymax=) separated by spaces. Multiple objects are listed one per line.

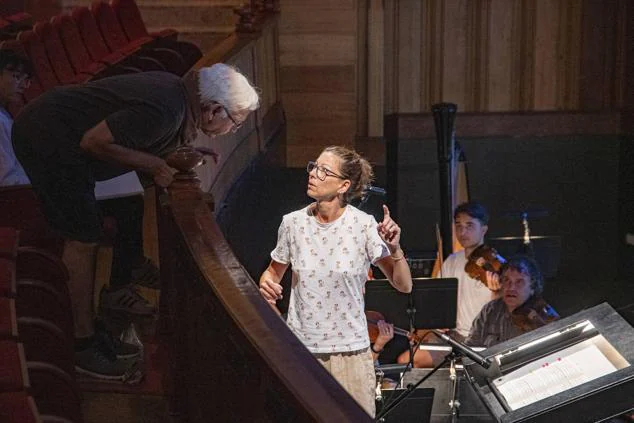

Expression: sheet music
xmin=494 ymin=343 xmax=618 ymax=410
xmin=94 ymin=172 xmax=144 ymax=201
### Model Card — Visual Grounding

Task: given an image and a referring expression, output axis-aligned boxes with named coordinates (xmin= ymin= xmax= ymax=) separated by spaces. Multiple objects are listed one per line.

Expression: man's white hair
xmin=198 ymin=63 xmax=260 ymax=112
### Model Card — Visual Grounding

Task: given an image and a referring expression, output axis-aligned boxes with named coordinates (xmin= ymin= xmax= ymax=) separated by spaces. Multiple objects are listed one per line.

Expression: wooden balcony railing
xmin=156 ymin=7 xmax=372 ymax=422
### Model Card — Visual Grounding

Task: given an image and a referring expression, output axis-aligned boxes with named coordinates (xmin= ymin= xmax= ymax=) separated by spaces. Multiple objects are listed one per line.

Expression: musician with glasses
xmin=259 ymin=146 xmax=412 ymax=417
xmin=12 ymin=64 xmax=259 ymax=381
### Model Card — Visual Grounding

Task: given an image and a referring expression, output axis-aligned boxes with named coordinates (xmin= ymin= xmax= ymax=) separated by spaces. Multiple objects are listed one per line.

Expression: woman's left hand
xmin=377 ymin=205 xmax=401 ymax=254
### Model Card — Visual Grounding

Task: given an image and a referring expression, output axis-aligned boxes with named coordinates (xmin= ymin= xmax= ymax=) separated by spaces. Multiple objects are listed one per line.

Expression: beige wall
xmin=278 ymin=0 xmax=360 ymax=166
xmin=279 ymin=0 xmax=628 ymax=166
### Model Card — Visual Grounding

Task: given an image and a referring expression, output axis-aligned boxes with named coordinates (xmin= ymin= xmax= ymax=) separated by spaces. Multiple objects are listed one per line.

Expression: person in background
xmin=465 ymin=255 xmax=559 ymax=348
xmin=12 ymin=63 xmax=259 ymax=380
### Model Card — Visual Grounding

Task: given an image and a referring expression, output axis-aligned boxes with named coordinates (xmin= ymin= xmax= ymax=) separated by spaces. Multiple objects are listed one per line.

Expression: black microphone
xmin=366 ymin=186 xmax=386 ymax=196
xmin=432 ymin=330 xmax=492 ymax=369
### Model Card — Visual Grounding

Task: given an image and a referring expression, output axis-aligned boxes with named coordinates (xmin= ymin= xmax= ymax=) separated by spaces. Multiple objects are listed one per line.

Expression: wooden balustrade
xmin=156 ymin=147 xmax=371 ymax=422
xmin=189 ymin=10 xmax=282 ymax=205
xmin=156 ymin=11 xmax=371 ymax=422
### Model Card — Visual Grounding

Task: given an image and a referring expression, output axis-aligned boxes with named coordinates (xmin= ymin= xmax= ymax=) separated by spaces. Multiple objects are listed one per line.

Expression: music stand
xmin=365 ymin=278 xmax=459 ymax=422
xmin=365 ymin=278 xmax=458 ymax=331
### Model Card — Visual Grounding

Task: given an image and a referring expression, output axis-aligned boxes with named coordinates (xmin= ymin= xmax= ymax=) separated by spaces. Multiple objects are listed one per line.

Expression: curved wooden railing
xmin=156 ymin=5 xmax=372 ymax=422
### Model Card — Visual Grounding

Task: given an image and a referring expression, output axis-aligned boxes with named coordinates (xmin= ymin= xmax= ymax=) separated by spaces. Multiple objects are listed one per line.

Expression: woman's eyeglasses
xmin=306 ymin=161 xmax=346 ymax=181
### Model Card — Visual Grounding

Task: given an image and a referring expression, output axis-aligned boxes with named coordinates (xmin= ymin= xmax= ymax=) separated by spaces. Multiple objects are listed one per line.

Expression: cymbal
xmin=500 ymin=208 xmax=549 ymax=219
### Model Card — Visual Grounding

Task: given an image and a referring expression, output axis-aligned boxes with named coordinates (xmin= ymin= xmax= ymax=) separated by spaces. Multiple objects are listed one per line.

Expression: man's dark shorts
xmin=12 ymin=132 xmax=103 ymax=243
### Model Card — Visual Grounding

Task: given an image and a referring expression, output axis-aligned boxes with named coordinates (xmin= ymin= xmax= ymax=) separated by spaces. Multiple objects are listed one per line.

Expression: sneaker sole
xmin=117 ymin=351 xmax=142 ymax=360
xmin=75 ymin=365 xmax=129 ymax=381
xmin=100 ymin=306 xmax=156 ymax=316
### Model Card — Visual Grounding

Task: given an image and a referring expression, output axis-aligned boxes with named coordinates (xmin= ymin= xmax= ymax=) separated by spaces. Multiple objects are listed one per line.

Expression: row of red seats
xmin=2 ymin=0 xmax=202 ymax=114
xmin=0 ymin=12 xmax=31 ymax=40
xmin=1 ymin=228 xmax=83 ymax=423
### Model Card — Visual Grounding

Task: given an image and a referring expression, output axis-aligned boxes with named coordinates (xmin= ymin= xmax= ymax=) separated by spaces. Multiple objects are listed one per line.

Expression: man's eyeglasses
xmin=306 ymin=161 xmax=346 ymax=181
xmin=223 ymin=106 xmax=243 ymax=133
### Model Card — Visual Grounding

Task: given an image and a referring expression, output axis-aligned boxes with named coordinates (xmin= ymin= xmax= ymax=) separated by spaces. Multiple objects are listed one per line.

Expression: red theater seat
xmin=33 ymin=21 xmax=89 ymax=85
xmin=51 ymin=14 xmax=108 ymax=78
xmin=0 ymin=340 xmax=29 ymax=392
xmin=0 ymin=258 xmax=16 ymax=298
xmin=0 ymin=297 xmax=17 ymax=339
xmin=27 ymin=362 xmax=82 ymax=423
xmin=0 ymin=391 xmax=39 ymax=423
xmin=112 ymin=0 xmax=202 ymax=67
xmin=18 ymin=317 xmax=74 ymax=375
xmin=16 ymin=279 xmax=73 ymax=339
xmin=72 ymin=6 xmax=160 ymax=72
xmin=16 ymin=30 xmax=59 ymax=91
xmin=91 ymin=1 xmax=187 ymax=75
xmin=16 ymin=247 xmax=69 ymax=297
xmin=0 ymin=227 xmax=19 ymax=259
xmin=112 ymin=0 xmax=176 ymax=42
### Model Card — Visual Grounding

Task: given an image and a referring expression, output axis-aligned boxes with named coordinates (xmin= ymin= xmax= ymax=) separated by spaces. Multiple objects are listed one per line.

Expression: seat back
xmin=27 ymin=361 xmax=82 ymax=423
xmin=0 ymin=391 xmax=40 ymax=423
xmin=52 ymin=15 xmax=94 ymax=75
xmin=16 ymin=30 xmax=59 ymax=91
xmin=71 ymin=6 xmax=110 ymax=62
xmin=15 ymin=279 xmax=73 ymax=339
xmin=18 ymin=317 xmax=74 ymax=375
xmin=91 ymin=1 xmax=129 ymax=52
xmin=33 ymin=21 xmax=76 ymax=85
xmin=111 ymin=0 xmax=148 ymax=41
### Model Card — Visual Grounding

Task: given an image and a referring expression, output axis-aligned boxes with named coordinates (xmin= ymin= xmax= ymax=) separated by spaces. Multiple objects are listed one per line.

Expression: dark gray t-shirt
xmin=13 ymin=71 xmax=192 ymax=180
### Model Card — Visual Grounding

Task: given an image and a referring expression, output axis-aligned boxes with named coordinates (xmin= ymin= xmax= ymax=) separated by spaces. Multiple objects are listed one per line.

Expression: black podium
xmin=463 ymin=303 xmax=634 ymax=422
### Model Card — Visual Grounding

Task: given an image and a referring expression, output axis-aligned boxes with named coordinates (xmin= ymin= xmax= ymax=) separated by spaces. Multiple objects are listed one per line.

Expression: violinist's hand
xmin=259 ymin=275 xmax=283 ymax=306
xmin=377 ymin=205 xmax=401 ymax=254
xmin=374 ymin=320 xmax=394 ymax=351
xmin=485 ymin=271 xmax=501 ymax=292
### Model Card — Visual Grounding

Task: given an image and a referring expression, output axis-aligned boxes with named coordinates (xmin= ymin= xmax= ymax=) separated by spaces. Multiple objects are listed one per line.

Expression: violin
xmin=511 ymin=296 xmax=559 ymax=332
xmin=365 ymin=310 xmax=429 ymax=344
xmin=464 ymin=244 xmax=506 ymax=288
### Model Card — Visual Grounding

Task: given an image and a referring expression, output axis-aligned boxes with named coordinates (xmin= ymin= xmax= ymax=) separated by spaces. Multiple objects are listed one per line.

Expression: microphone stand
xmin=376 ymin=350 xmax=459 ymax=422
xmin=376 ymin=331 xmax=491 ymax=422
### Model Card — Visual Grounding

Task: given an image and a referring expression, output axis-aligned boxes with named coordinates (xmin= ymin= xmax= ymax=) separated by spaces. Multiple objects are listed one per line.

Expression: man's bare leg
xmin=62 ymin=239 xmax=99 ymax=338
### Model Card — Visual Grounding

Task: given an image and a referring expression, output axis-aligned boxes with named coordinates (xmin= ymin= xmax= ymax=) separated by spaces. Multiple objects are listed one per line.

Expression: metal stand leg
xmin=448 ymin=357 xmax=461 ymax=422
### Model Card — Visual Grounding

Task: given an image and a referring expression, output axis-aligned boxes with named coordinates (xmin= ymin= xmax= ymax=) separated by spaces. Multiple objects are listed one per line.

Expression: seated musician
xmin=396 ymin=201 xmax=500 ymax=367
xmin=465 ymin=255 xmax=559 ymax=348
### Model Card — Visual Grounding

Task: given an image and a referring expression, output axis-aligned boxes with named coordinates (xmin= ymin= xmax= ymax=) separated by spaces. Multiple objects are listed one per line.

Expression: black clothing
xmin=12 ymin=71 xmax=197 ymax=241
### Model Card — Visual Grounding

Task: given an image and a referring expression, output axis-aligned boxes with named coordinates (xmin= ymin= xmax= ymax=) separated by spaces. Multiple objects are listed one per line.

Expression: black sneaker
xmin=130 ymin=257 xmax=160 ymax=290
xmin=94 ymin=323 xmax=142 ymax=360
xmin=99 ymin=285 xmax=156 ymax=316
xmin=75 ymin=343 xmax=138 ymax=381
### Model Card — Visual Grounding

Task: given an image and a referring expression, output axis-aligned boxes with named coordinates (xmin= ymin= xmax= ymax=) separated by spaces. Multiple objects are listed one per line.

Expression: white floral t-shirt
xmin=271 ymin=204 xmax=389 ymax=353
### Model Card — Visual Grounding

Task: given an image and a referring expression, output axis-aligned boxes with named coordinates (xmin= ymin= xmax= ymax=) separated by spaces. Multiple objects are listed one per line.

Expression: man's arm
xmin=80 ymin=120 xmax=176 ymax=187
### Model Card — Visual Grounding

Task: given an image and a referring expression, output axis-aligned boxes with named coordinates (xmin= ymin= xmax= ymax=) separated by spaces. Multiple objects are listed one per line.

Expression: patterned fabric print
xmin=271 ymin=205 xmax=389 ymax=353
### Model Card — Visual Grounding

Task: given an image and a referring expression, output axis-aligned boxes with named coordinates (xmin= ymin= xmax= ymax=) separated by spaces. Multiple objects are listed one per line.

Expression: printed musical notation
xmin=495 ymin=344 xmax=618 ymax=410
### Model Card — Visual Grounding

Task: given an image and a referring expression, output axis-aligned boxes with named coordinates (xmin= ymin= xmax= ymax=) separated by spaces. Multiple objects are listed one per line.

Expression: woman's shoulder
xmin=282 ymin=205 xmax=313 ymax=221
